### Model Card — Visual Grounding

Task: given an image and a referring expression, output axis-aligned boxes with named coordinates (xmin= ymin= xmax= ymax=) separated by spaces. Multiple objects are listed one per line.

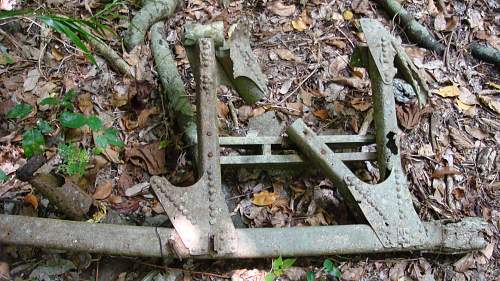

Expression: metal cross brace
xmin=0 ymin=28 xmax=488 ymax=258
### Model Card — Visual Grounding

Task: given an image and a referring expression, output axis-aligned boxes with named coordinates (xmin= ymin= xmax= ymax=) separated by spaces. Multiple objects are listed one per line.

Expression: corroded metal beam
xmin=0 ymin=215 xmax=487 ymax=258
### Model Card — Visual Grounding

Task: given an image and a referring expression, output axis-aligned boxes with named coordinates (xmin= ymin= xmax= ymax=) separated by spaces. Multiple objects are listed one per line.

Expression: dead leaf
xmin=137 ymin=107 xmax=159 ymax=128
xmin=477 ymin=95 xmax=500 ymax=114
xmin=78 ymin=92 xmax=93 ymax=115
xmin=434 ymin=13 xmax=447 ymax=31
xmin=217 ymin=101 xmax=229 ymax=118
xmin=125 ymin=142 xmax=167 ymax=175
xmin=435 ymin=84 xmax=460 ymax=97
xmin=23 ymin=68 xmax=40 ymax=92
xmin=325 ymin=39 xmax=347 ymax=49
xmin=456 ymin=99 xmax=474 ymax=111
xmin=343 ymin=10 xmax=353 ymax=20
xmin=396 ymin=103 xmax=430 ymax=130
xmin=274 ymin=48 xmax=298 ymax=61
xmin=329 ymin=55 xmax=348 ymax=76
xmin=238 ymin=105 xmax=253 ymax=122
xmin=454 ymin=253 xmax=475 ymax=272
xmin=351 ymin=0 xmax=371 ymax=15
xmin=466 ymin=9 xmax=483 ymax=30
xmin=268 ymin=1 xmax=296 ymax=17
xmin=351 ymin=98 xmax=371 ymax=111
xmin=432 ymin=166 xmax=460 ymax=178
xmin=252 ymin=191 xmax=277 ymax=206
xmin=464 ymin=125 xmax=488 ymax=140
xmin=313 ymin=109 xmax=329 ymax=120
xmin=449 ymin=126 xmax=475 ymax=149
xmin=291 ymin=10 xmax=312 ymax=32
xmin=93 ymin=180 xmax=113 ymax=200
xmin=0 ymin=0 xmax=15 ymax=10
xmin=332 ymin=76 xmax=368 ymax=89
xmin=51 ymin=47 xmax=64 ymax=61
xmin=24 ymin=193 xmax=38 ymax=209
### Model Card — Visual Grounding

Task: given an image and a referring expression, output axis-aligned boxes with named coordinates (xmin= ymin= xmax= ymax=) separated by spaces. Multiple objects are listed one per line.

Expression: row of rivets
xmin=208 ymin=167 xmax=217 ymax=225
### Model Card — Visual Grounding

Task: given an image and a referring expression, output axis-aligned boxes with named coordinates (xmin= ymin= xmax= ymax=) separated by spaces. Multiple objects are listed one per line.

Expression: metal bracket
xmin=150 ymin=39 xmax=237 ymax=256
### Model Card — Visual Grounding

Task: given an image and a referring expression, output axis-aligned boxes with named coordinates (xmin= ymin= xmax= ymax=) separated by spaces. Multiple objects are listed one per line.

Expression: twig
xmin=277 ymin=66 xmax=318 ymax=105
xmin=228 ymin=100 xmax=239 ymax=129
xmin=335 ymin=26 xmax=354 ymax=48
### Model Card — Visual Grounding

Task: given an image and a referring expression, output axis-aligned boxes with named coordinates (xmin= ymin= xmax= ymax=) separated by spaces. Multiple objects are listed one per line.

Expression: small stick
xmin=228 ymin=100 xmax=239 ymax=129
xmin=278 ymin=66 xmax=318 ymax=105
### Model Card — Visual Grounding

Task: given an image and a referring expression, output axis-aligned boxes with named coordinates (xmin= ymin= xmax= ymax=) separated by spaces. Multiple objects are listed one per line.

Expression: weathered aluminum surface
xmin=288 ymin=120 xmax=428 ymax=248
xmin=150 ymin=39 xmax=236 ymax=256
xmin=0 ymin=215 xmax=486 ymax=258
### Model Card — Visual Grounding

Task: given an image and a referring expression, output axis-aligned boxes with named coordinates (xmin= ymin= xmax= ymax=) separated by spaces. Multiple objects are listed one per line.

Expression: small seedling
xmin=265 ymin=256 xmax=296 ymax=281
xmin=58 ymin=144 xmax=89 ymax=176
xmin=323 ymin=259 xmax=341 ymax=278
xmin=6 ymin=103 xmax=33 ymax=119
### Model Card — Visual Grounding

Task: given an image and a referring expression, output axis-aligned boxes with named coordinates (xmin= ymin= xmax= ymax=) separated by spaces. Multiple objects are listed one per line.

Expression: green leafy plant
xmin=58 ymin=144 xmax=90 ymax=176
xmin=0 ymin=169 xmax=7 ymax=183
xmin=0 ymin=9 xmax=112 ymax=65
xmin=12 ymin=90 xmax=122 ymax=159
xmin=265 ymin=257 xmax=296 ymax=281
xmin=6 ymin=103 xmax=33 ymax=119
xmin=322 ymin=259 xmax=341 ymax=278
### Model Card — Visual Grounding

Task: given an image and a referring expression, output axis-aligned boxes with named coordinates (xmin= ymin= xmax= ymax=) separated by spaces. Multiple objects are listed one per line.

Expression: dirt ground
xmin=0 ymin=0 xmax=498 ymax=280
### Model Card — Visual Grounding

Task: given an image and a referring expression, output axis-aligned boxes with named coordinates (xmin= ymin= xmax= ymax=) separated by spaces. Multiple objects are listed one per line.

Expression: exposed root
xmin=88 ymin=36 xmax=133 ymax=77
xmin=124 ymin=0 xmax=181 ymax=51
xmin=151 ymin=22 xmax=197 ymax=146
xmin=373 ymin=0 xmax=445 ymax=54
xmin=470 ymin=43 xmax=500 ymax=68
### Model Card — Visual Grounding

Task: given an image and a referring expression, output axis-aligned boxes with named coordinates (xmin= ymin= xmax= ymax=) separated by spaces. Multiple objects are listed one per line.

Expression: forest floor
xmin=0 ymin=0 xmax=499 ymax=280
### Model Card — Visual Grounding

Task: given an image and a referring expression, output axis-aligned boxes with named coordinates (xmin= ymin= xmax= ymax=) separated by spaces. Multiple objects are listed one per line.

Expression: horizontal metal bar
xmin=221 ymin=152 xmax=377 ymax=166
xmin=219 ymin=135 xmax=375 ymax=146
xmin=0 ymin=215 xmax=486 ymax=258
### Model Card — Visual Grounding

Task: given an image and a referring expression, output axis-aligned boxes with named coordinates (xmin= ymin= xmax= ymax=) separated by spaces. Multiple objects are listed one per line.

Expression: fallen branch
xmin=372 ymin=0 xmax=445 ymax=54
xmin=470 ymin=43 xmax=500 ymax=68
xmin=151 ymin=22 xmax=197 ymax=146
xmin=124 ymin=0 xmax=181 ymax=51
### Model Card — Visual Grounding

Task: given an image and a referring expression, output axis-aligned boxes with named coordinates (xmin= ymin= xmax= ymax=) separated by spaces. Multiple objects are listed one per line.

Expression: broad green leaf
xmin=264 ymin=272 xmax=275 ymax=281
xmin=63 ymin=89 xmax=77 ymax=102
xmin=272 ymin=256 xmax=283 ymax=269
xmin=59 ymin=112 xmax=87 ymax=128
xmin=306 ymin=272 xmax=315 ymax=281
xmin=86 ymin=115 xmax=102 ymax=131
xmin=37 ymin=120 xmax=54 ymax=134
xmin=40 ymin=97 xmax=59 ymax=106
xmin=282 ymin=258 xmax=296 ymax=270
xmin=323 ymin=259 xmax=334 ymax=272
xmin=7 ymin=103 xmax=33 ymax=119
xmin=22 ymin=129 xmax=45 ymax=157
xmin=94 ymin=128 xmax=123 ymax=150
xmin=0 ymin=169 xmax=7 ymax=183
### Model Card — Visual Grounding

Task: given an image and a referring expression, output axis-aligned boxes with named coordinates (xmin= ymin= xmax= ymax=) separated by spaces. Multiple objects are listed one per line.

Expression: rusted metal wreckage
xmin=0 ymin=19 xmax=487 ymax=258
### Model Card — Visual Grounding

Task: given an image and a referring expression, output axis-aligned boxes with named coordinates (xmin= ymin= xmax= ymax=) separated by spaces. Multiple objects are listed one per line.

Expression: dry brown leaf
xmin=285 ymin=102 xmax=303 ymax=115
xmin=252 ymin=191 xmax=277 ymax=206
xmin=449 ymin=126 xmax=475 ymax=149
xmin=351 ymin=98 xmax=371 ymax=111
xmin=456 ymin=99 xmax=474 ymax=111
xmin=432 ymin=166 xmax=460 ymax=178
xmin=396 ymin=103 xmax=430 ymax=130
xmin=93 ymin=180 xmax=113 ymax=200
xmin=137 ymin=107 xmax=159 ymax=128
xmin=51 ymin=47 xmax=64 ymax=61
xmin=313 ymin=109 xmax=329 ymax=120
xmin=268 ymin=1 xmax=296 ymax=17
xmin=291 ymin=10 xmax=312 ymax=32
xmin=434 ymin=13 xmax=447 ymax=31
xmin=238 ymin=105 xmax=253 ymax=122
xmin=217 ymin=100 xmax=229 ymax=118
xmin=24 ymin=193 xmax=38 ymax=209
xmin=252 ymin=107 xmax=266 ymax=117
xmin=78 ymin=92 xmax=93 ymax=115
xmin=325 ymin=39 xmax=347 ymax=49
xmin=477 ymin=95 xmax=500 ymax=114
xmin=274 ymin=48 xmax=297 ymax=61
xmin=351 ymin=0 xmax=371 ymax=15
xmin=435 ymin=84 xmax=460 ymax=97
xmin=464 ymin=125 xmax=488 ymax=140
xmin=125 ymin=142 xmax=167 ymax=175
xmin=332 ymin=76 xmax=368 ymax=89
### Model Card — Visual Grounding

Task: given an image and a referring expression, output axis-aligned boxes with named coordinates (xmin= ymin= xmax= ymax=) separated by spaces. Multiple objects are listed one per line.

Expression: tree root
xmin=151 ymin=22 xmax=197 ymax=146
xmin=88 ymin=36 xmax=133 ymax=77
xmin=373 ymin=0 xmax=445 ymax=54
xmin=470 ymin=43 xmax=500 ymax=68
xmin=183 ymin=22 xmax=225 ymax=47
xmin=124 ymin=0 xmax=181 ymax=51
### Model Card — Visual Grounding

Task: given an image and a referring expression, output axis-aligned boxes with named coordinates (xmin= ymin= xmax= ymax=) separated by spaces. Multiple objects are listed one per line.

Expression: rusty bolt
xmin=320 ymin=149 xmax=326 ymax=155
xmin=206 ymin=131 xmax=212 ymax=136
xmin=208 ymin=151 xmax=213 ymax=157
